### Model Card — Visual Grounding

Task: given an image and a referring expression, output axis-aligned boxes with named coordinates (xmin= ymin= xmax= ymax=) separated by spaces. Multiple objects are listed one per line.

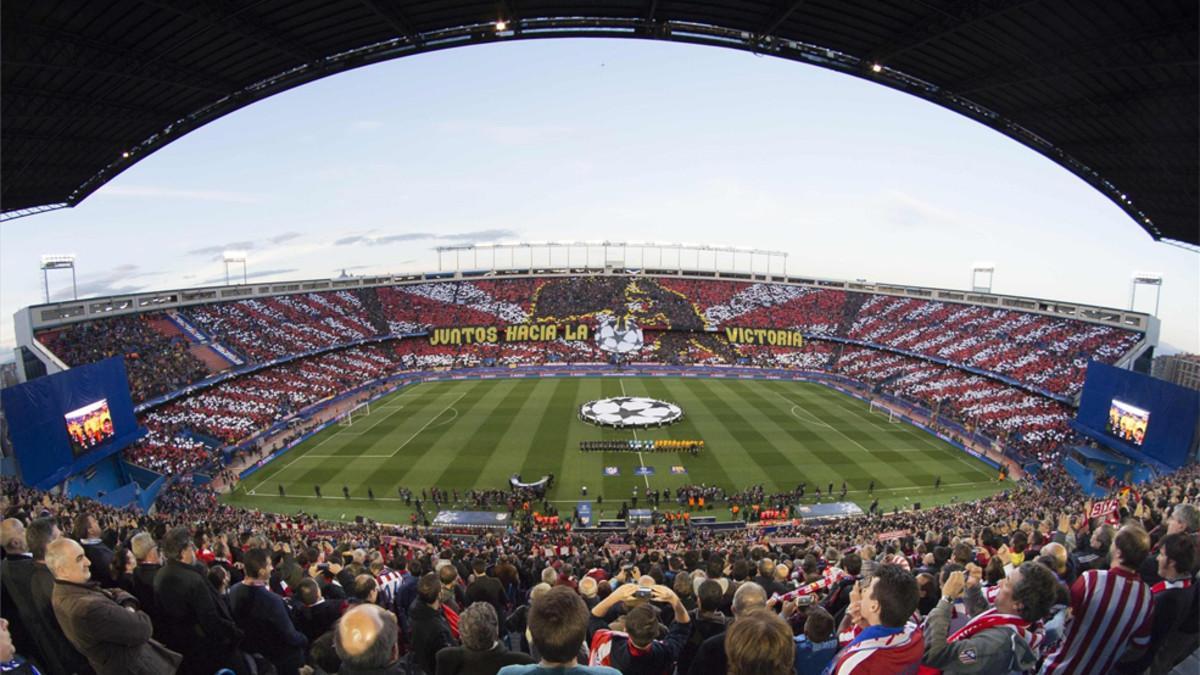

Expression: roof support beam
xmin=958 ymin=59 xmax=1196 ymax=97
xmin=0 ymin=130 xmax=128 ymax=146
xmin=1060 ymin=134 xmax=1195 ymax=153
xmin=5 ymin=86 xmax=177 ymax=117
xmin=5 ymin=60 xmax=228 ymax=96
xmin=868 ymin=0 xmax=1039 ymax=64
xmin=949 ymin=26 xmax=1188 ymax=95
xmin=138 ymin=0 xmax=321 ymax=64
xmin=1012 ymin=82 xmax=1196 ymax=117
xmin=757 ymin=0 xmax=807 ymax=39
xmin=6 ymin=18 xmax=236 ymax=93
xmin=357 ymin=0 xmax=424 ymax=45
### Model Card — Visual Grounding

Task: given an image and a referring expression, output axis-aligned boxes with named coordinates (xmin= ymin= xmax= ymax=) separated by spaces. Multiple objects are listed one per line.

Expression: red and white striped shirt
xmin=1040 ymin=567 xmax=1153 ymax=675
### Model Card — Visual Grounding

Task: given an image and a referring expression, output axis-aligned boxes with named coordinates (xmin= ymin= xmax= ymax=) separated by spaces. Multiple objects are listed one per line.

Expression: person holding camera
xmin=587 ymin=581 xmax=692 ymax=674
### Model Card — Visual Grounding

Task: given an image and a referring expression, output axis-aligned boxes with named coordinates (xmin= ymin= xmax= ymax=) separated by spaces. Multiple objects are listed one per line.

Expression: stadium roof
xmin=3 ymin=1 xmax=1197 ymax=244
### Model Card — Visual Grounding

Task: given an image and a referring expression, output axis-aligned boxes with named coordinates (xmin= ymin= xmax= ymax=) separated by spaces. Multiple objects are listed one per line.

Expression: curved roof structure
xmin=3 ymin=1 xmax=1197 ymax=244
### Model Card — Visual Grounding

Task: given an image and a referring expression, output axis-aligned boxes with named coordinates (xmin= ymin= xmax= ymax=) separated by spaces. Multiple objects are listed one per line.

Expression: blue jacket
xmin=794 ymin=634 xmax=838 ymax=675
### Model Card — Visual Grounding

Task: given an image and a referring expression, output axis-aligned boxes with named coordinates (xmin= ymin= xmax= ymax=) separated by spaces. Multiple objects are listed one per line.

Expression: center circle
xmin=579 ymin=396 xmax=684 ymax=428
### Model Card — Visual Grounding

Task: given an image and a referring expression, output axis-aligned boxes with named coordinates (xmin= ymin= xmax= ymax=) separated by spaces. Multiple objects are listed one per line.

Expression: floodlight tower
xmin=1129 ymin=273 xmax=1162 ymax=316
xmin=971 ymin=262 xmax=995 ymax=293
xmin=40 ymin=254 xmax=77 ymax=303
xmin=223 ymin=251 xmax=247 ymax=285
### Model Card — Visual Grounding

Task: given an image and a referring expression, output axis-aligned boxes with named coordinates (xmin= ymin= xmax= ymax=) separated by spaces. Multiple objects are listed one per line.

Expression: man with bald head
xmin=1039 ymin=542 xmax=1071 ymax=583
xmin=47 ymin=538 xmax=181 ymax=674
xmin=335 ymin=603 xmax=403 ymax=674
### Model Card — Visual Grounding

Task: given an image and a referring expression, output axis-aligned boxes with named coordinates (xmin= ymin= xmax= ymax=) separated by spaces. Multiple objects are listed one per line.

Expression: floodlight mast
xmin=971 ymin=262 xmax=995 ymax=293
xmin=434 ymin=241 xmax=788 ymax=278
xmin=1129 ymin=273 xmax=1162 ymax=316
xmin=223 ymin=251 xmax=247 ymax=285
xmin=40 ymin=254 xmax=77 ymax=303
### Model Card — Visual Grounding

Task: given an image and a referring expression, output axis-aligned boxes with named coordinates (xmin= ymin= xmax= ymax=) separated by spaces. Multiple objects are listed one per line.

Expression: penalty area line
xmin=240 ymin=383 xmax=430 ymax=493
xmin=774 ymin=390 xmax=876 ymax=457
xmin=387 ymin=390 xmax=469 ymax=458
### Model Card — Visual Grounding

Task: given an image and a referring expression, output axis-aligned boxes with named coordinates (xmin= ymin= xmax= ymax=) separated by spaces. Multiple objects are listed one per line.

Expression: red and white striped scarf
xmin=778 ymin=566 xmax=850 ymax=602
xmin=917 ymin=608 xmax=1041 ymax=675
xmin=1151 ymin=577 xmax=1193 ymax=595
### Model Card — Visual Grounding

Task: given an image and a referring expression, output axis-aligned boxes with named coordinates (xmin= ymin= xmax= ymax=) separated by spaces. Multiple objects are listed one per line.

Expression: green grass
xmin=222 ymin=377 xmax=1010 ymax=523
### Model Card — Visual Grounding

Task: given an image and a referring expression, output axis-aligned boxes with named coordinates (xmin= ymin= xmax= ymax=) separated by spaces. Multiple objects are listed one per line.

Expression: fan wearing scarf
xmin=920 ymin=562 xmax=1058 ymax=674
xmin=823 ymin=564 xmax=924 ymax=675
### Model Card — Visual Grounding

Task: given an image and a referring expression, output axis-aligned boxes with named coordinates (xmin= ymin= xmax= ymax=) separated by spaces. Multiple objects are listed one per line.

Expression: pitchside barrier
xmin=234 ymin=364 xmax=1006 ymax=481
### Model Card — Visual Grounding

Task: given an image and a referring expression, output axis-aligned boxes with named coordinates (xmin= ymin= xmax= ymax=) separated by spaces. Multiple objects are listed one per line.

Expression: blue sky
xmin=2 ymin=39 xmax=1196 ymax=354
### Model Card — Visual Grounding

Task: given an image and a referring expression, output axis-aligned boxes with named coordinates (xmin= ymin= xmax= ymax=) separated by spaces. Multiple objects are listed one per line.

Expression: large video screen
xmin=0 ymin=357 xmax=143 ymax=489
xmin=1106 ymin=399 xmax=1149 ymax=447
xmin=1077 ymin=361 xmax=1200 ymax=469
xmin=65 ymin=399 xmax=115 ymax=456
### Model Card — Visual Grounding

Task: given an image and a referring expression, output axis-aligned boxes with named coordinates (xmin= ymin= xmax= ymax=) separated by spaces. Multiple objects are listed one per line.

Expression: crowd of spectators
xmin=0 ymin=454 xmax=1197 ymax=674
xmin=843 ymin=295 xmax=1142 ymax=397
xmin=835 ymin=347 xmax=1078 ymax=459
xmin=124 ymin=346 xmax=400 ymax=472
xmin=184 ymin=292 xmax=382 ymax=363
xmin=675 ymin=281 xmax=849 ymax=338
xmin=39 ymin=277 xmax=1142 ymax=407
xmin=37 ymin=314 xmax=210 ymax=403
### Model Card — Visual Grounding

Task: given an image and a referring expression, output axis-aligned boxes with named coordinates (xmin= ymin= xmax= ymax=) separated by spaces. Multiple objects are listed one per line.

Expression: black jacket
xmin=687 ymin=630 xmax=728 ymax=675
xmin=130 ymin=562 xmax=161 ymax=634
xmin=153 ymin=558 xmax=243 ymax=675
xmin=677 ymin=610 xmax=727 ymax=675
xmin=1 ymin=555 xmax=38 ymax=664
xmin=435 ymin=642 xmax=535 ymax=675
xmin=80 ymin=540 xmax=116 ymax=588
xmin=466 ymin=575 xmax=508 ymax=621
xmin=292 ymin=598 xmax=345 ymax=643
xmin=408 ymin=601 xmax=457 ymax=675
xmin=228 ymin=581 xmax=308 ymax=675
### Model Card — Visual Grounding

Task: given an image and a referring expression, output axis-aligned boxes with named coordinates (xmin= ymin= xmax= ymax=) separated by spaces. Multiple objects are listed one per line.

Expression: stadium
xmin=1 ymin=3 xmax=1197 ymax=675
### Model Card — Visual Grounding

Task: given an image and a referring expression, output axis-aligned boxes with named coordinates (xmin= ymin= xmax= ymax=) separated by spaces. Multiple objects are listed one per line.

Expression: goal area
xmin=869 ymin=400 xmax=900 ymax=423
xmin=338 ymin=401 xmax=370 ymax=427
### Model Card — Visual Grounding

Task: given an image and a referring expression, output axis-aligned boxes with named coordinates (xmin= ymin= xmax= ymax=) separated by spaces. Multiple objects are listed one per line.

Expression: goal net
xmin=869 ymin=400 xmax=900 ymax=423
xmin=338 ymin=401 xmax=370 ymax=427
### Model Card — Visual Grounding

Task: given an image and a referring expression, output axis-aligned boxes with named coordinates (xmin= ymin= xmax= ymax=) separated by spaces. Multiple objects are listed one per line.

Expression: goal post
xmin=869 ymin=400 xmax=900 ymax=423
xmin=338 ymin=401 xmax=370 ymax=427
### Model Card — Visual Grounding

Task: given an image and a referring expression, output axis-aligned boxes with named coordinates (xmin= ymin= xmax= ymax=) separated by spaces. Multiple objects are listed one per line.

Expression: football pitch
xmin=223 ymin=377 xmax=1009 ymax=523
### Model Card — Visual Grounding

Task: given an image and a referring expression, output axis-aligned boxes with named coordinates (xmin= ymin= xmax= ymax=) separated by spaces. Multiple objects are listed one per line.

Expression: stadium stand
xmin=30 ymin=276 xmax=1144 ymax=478
xmin=183 ymin=291 xmax=383 ymax=362
xmin=37 ymin=313 xmax=211 ymax=403
xmin=834 ymin=347 xmax=1077 ymax=461
xmin=37 ymin=278 xmax=1141 ymax=395
xmin=126 ymin=345 xmax=401 ymax=472
xmin=0 ymin=455 xmax=1195 ymax=673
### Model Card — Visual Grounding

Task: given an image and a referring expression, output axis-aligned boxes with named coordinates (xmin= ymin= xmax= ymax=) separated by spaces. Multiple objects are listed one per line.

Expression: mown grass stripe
xmin=221 ymin=375 xmax=1011 ymax=523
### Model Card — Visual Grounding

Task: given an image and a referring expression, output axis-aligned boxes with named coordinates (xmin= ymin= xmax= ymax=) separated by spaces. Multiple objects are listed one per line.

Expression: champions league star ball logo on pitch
xmin=595 ymin=316 xmax=644 ymax=355
xmin=580 ymin=397 xmax=684 ymax=428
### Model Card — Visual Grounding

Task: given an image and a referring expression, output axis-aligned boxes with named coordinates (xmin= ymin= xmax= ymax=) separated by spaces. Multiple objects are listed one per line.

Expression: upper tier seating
xmin=36 ymin=314 xmax=210 ymax=403
xmin=39 ymin=278 xmax=1140 ymax=400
